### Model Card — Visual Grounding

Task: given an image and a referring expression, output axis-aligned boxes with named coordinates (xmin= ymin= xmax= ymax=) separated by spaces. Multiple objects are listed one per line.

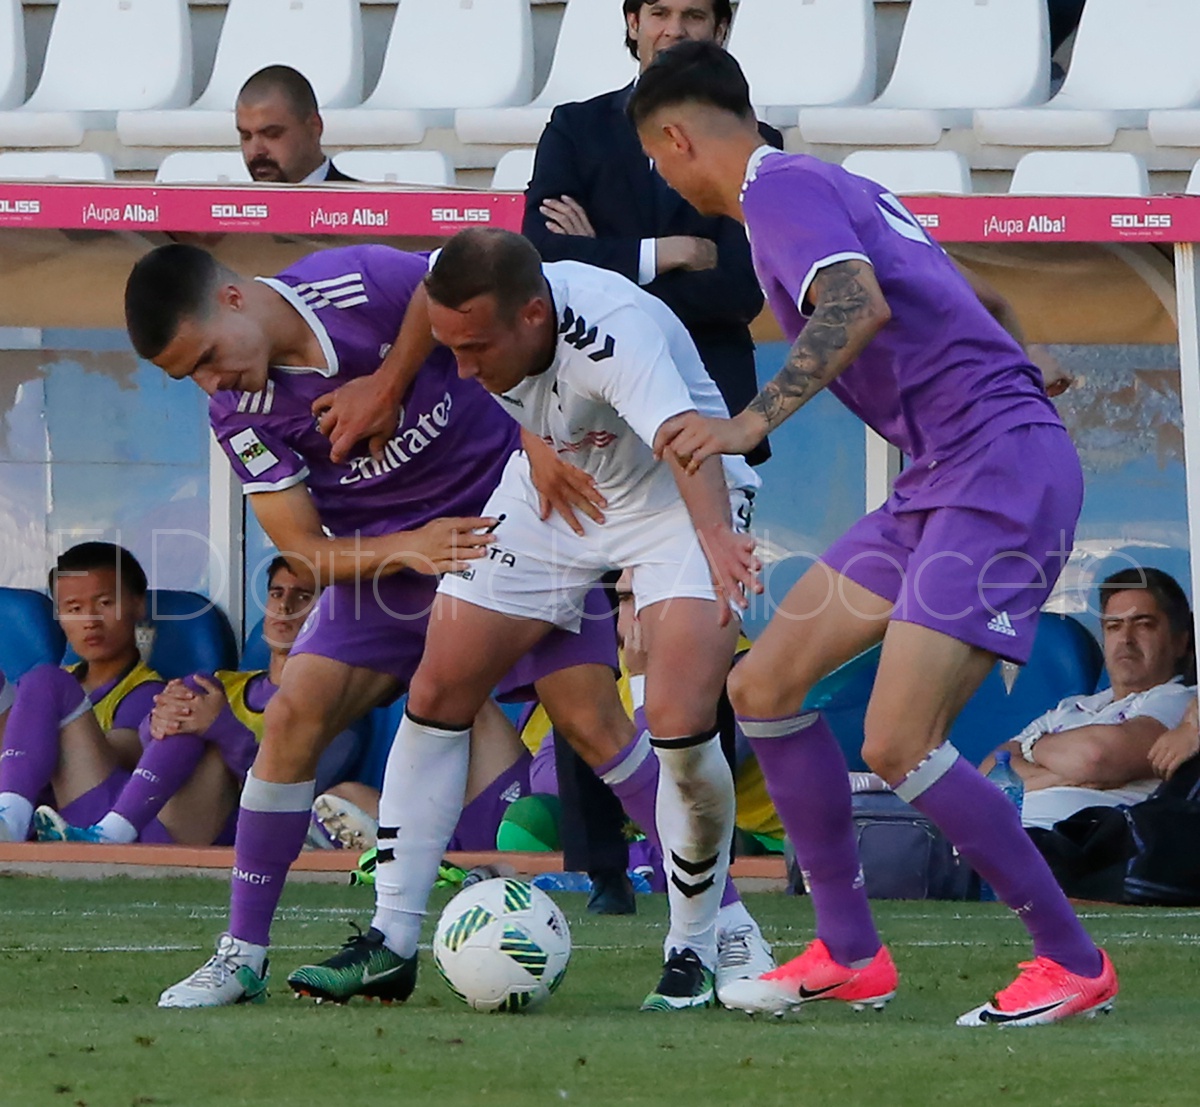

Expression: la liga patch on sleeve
xmin=230 ymin=428 xmax=279 ymax=476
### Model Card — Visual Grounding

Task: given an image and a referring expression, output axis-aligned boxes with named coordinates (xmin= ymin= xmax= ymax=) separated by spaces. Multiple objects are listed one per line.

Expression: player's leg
xmin=153 ymin=746 xmax=241 ymax=845
xmin=357 ymin=597 xmax=553 ymax=972
xmin=719 ymin=563 xmax=895 ymax=1014
xmin=158 ymin=653 xmax=398 ymax=1008
xmin=0 ymin=663 xmax=125 ymax=842
xmin=632 ymin=596 xmax=742 ymax=1010
xmin=871 ymin=623 xmax=1115 ymax=1025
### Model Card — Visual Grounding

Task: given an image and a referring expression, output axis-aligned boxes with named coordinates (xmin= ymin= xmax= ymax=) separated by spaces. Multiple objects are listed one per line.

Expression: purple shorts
xmin=291 ymin=572 xmax=617 ymax=696
xmin=821 ymin=425 xmax=1082 ymax=664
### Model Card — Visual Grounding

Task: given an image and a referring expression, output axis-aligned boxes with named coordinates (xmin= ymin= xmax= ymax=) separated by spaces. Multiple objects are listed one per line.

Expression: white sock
xmin=95 ymin=811 xmax=137 ymax=844
xmin=371 ymin=712 xmax=470 ymax=958
xmin=652 ymin=734 xmax=735 ymax=969
xmin=0 ymin=793 xmax=33 ymax=840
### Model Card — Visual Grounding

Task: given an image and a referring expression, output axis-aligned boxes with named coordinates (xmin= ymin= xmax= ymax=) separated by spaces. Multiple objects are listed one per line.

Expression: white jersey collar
xmin=255 ymin=276 xmax=339 ymax=378
xmin=741 ymin=143 xmax=783 ymax=199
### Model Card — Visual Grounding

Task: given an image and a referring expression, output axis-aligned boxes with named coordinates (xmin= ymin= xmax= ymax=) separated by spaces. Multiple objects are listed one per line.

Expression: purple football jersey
xmin=209 ymin=245 xmax=518 ymax=536
xmin=741 ymin=149 xmax=1062 ymax=474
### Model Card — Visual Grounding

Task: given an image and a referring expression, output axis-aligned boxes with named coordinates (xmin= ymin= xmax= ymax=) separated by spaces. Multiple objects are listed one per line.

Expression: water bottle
xmin=979 ymin=751 xmax=1025 ymax=901
xmin=988 ymin=751 xmax=1025 ymax=814
xmin=532 ymin=871 xmax=593 ymax=894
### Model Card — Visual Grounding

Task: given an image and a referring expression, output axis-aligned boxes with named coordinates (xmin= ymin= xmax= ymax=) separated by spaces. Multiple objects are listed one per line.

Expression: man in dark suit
xmin=523 ymin=0 xmax=780 ymax=914
xmin=236 ymin=66 xmax=358 ymax=184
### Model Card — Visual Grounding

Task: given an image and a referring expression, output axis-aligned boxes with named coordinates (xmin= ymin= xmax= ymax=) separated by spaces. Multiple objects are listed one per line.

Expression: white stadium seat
xmin=1007 ymin=152 xmax=1150 ymax=197
xmin=841 ymin=151 xmax=972 ymax=196
xmin=491 ymin=149 xmax=537 ymax=191
xmin=0 ymin=0 xmax=26 ymax=110
xmin=118 ymin=0 xmax=362 ymax=148
xmin=154 ymin=151 xmax=252 ymax=184
xmin=0 ymin=0 xmax=191 ymax=147
xmin=1149 ymin=110 xmax=1200 ymax=148
xmin=456 ymin=0 xmax=638 ymax=145
xmin=800 ymin=0 xmax=1048 ymax=146
xmin=1186 ymin=163 xmax=1200 ymax=195
xmin=976 ymin=0 xmax=1200 ymax=146
xmin=728 ymin=0 xmax=875 ymax=128
xmin=0 ymin=151 xmax=114 ymax=181
xmin=332 ymin=151 xmax=454 ymax=187
xmin=322 ymin=0 xmax=533 ymax=147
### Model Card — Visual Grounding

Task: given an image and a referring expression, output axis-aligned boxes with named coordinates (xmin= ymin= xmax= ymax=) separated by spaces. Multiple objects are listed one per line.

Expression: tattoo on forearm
xmin=748 ymin=260 xmax=879 ymax=431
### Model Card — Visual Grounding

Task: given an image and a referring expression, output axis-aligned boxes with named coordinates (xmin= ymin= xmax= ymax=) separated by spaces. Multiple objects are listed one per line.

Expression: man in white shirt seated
xmin=982 ymin=568 xmax=1196 ymax=831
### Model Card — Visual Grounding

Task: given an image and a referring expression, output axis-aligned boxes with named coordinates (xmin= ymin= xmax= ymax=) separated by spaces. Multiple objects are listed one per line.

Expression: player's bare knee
xmin=861 ymin=723 xmax=938 ymax=785
xmin=726 ymin=661 xmax=804 ymax=720
xmin=642 ymin=699 xmax=715 ymax=742
xmin=261 ymin=694 xmax=327 ymax=777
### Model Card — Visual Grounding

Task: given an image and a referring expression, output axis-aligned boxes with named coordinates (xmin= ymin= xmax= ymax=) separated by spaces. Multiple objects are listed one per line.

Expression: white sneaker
xmin=158 ymin=934 xmax=269 ymax=1008
xmin=309 ymin=794 xmax=378 ymax=852
xmin=715 ymin=922 xmax=777 ymax=1008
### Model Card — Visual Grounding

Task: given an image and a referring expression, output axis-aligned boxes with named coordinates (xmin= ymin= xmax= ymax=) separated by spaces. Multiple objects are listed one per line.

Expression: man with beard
xmin=236 ymin=66 xmax=358 ymax=184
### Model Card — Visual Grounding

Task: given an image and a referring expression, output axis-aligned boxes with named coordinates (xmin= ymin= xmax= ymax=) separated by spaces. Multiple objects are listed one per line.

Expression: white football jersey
xmin=495 ymin=261 xmax=760 ymax=514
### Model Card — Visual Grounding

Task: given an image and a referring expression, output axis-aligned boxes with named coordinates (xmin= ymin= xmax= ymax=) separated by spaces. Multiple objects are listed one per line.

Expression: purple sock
xmin=897 ymin=745 xmax=1102 ymax=977
xmin=60 ymin=770 xmax=131 ymax=828
xmin=111 ymin=728 xmax=207 ymax=833
xmin=447 ymin=751 xmax=532 ymax=851
xmin=599 ymin=711 xmax=741 ymax=905
xmin=741 ymin=710 xmax=881 ymax=965
xmin=228 ymin=772 xmax=315 ymax=948
xmin=0 ymin=664 xmax=90 ymax=801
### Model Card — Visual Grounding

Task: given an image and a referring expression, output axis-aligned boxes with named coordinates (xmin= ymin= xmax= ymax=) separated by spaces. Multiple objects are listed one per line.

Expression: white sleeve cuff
xmin=637 ymin=239 xmax=657 ymax=286
xmin=797 ymin=252 xmax=872 ymax=317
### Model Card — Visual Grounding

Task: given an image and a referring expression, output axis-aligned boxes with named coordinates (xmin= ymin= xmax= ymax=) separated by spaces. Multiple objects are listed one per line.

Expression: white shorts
xmin=437 ymin=452 xmax=755 ymax=630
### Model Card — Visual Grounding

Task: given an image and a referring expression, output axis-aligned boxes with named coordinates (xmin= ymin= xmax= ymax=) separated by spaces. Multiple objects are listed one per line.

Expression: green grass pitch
xmin=1 ymin=876 xmax=1197 ymax=1107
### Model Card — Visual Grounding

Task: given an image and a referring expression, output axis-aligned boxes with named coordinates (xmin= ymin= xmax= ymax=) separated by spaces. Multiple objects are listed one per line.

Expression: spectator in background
xmin=982 ymin=567 xmax=1195 ymax=830
xmin=34 ymin=557 xmax=337 ymax=846
xmin=236 ymin=65 xmax=358 ymax=184
xmin=1048 ymin=1 xmax=1087 ymax=90
xmin=1049 ymin=1 xmax=1086 ymax=55
xmin=522 ymin=0 xmax=781 ymax=915
xmin=0 ymin=543 xmax=164 ymax=843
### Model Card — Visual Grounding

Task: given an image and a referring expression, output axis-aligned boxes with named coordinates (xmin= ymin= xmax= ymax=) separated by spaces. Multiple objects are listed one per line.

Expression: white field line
xmin=4 ymin=932 xmax=1200 ymax=955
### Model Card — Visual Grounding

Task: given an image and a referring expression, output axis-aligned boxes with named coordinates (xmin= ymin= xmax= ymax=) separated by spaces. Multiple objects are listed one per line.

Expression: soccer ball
xmin=433 ymin=877 xmax=571 ymax=1013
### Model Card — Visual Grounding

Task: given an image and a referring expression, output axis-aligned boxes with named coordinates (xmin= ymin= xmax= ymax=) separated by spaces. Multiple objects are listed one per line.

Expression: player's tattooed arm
xmin=749 ymin=259 xmax=890 ymax=432
xmin=655 ymin=261 xmax=888 ymax=474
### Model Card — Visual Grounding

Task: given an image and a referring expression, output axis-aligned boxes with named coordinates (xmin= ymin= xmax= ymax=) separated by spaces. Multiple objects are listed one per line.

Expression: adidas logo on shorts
xmin=986 ymin=610 xmax=1018 ymax=638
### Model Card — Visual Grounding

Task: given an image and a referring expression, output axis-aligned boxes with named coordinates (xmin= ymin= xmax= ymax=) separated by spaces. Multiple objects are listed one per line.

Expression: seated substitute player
xmin=32 ymin=556 xmax=322 ymax=845
xmin=123 ymin=243 xmax=668 ymax=1009
xmin=301 ymin=227 xmax=763 ymax=1011
xmin=0 ymin=543 xmax=165 ymax=844
xmin=629 ymin=41 xmax=1117 ymax=1027
xmin=982 ymin=568 xmax=1195 ymax=831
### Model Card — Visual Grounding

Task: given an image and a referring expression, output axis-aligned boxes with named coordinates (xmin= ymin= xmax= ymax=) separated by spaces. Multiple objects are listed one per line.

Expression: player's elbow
xmin=864 ymin=290 xmax=892 ymax=333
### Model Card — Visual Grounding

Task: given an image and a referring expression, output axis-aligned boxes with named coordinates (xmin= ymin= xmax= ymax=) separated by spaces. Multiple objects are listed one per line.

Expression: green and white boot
xmin=287 ymin=925 xmax=417 ymax=1004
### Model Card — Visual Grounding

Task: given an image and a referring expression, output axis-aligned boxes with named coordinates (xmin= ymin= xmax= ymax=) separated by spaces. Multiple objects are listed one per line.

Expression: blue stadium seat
xmin=144 ymin=591 xmax=238 ymax=679
xmin=240 ymin=617 xmax=271 ymax=672
xmin=800 ymin=613 xmax=1103 ymax=770
xmin=0 ymin=587 xmax=66 ymax=682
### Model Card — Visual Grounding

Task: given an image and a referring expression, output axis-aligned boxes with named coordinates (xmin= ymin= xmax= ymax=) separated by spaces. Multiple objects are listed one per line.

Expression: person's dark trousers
xmin=555 ymin=731 xmax=629 ymax=875
xmin=1048 ymin=0 xmax=1086 ymax=53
